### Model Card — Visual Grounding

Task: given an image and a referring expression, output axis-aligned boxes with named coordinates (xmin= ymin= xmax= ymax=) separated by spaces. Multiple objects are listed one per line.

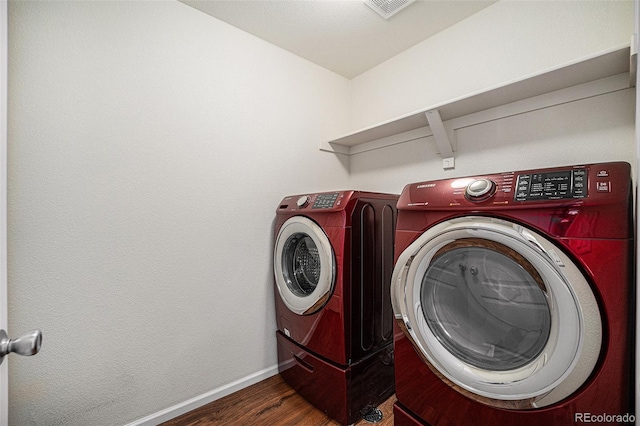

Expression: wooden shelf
xmin=321 ymin=44 xmax=634 ymax=167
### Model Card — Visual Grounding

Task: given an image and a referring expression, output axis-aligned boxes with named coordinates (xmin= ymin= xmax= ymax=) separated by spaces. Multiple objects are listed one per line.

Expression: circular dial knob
xmin=465 ymin=179 xmax=496 ymax=201
xmin=296 ymin=195 xmax=311 ymax=208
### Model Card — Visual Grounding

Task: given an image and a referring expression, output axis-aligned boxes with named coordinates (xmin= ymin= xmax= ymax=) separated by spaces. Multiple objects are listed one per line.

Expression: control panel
xmin=400 ymin=162 xmax=629 ymax=210
xmin=312 ymin=192 xmax=340 ymax=209
xmin=514 ymin=168 xmax=587 ymax=201
xmin=278 ymin=192 xmax=344 ymax=211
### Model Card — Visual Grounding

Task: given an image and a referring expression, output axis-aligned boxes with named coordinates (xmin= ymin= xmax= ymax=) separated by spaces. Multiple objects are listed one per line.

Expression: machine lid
xmin=391 ymin=216 xmax=602 ymax=409
xmin=274 ymin=216 xmax=335 ymax=315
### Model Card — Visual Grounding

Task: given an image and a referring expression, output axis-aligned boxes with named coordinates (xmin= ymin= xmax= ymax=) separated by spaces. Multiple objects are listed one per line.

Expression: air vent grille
xmin=363 ymin=0 xmax=415 ymax=19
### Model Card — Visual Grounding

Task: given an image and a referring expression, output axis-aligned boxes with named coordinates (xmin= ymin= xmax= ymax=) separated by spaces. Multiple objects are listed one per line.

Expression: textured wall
xmin=347 ymin=0 xmax=634 ymax=192
xmin=5 ymin=0 xmax=637 ymax=424
xmin=7 ymin=1 xmax=349 ymax=424
xmin=349 ymin=89 xmax=635 ymax=193
xmin=349 ymin=0 xmax=634 ymax=131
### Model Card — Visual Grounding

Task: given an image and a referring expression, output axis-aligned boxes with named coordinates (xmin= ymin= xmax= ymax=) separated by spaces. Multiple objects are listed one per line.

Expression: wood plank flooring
xmin=161 ymin=374 xmax=396 ymax=425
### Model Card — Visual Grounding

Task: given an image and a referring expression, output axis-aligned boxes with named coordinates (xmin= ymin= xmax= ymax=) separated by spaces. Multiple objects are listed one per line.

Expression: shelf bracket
xmin=425 ymin=109 xmax=454 ymax=170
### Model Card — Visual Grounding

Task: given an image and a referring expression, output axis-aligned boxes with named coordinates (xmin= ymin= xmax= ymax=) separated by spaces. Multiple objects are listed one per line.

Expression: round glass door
xmin=422 ymin=239 xmax=552 ymax=372
xmin=282 ymin=234 xmax=322 ymax=297
xmin=274 ymin=216 xmax=335 ymax=315
xmin=391 ymin=216 xmax=602 ymax=409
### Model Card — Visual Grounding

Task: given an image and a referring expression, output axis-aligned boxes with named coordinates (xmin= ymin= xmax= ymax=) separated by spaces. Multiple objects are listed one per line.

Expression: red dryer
xmin=390 ymin=162 xmax=634 ymax=425
xmin=273 ymin=191 xmax=398 ymax=425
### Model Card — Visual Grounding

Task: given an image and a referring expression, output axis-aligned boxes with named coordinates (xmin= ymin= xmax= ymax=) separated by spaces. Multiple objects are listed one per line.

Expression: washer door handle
xmin=0 ymin=329 xmax=42 ymax=364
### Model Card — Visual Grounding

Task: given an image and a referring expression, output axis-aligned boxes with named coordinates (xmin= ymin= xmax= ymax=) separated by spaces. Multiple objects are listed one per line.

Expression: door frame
xmin=634 ymin=0 xmax=639 ymax=420
xmin=1 ymin=0 xmax=8 ymax=424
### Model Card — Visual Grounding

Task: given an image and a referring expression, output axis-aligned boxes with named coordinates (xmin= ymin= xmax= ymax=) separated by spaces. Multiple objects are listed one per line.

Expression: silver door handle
xmin=0 ymin=329 xmax=42 ymax=364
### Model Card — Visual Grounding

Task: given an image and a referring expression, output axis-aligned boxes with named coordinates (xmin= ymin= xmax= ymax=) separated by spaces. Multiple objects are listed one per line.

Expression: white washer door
xmin=391 ymin=216 xmax=602 ymax=409
xmin=274 ymin=216 xmax=336 ymax=315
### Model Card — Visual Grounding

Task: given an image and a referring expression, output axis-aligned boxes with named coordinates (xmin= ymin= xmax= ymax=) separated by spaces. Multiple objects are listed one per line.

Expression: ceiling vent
xmin=363 ymin=0 xmax=416 ymax=19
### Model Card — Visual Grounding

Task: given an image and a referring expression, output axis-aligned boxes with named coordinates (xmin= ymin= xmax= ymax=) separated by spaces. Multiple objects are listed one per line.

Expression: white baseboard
xmin=126 ymin=364 xmax=280 ymax=426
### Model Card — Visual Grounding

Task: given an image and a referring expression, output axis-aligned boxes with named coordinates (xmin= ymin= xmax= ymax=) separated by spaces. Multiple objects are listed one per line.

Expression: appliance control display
xmin=312 ymin=192 xmax=340 ymax=209
xmin=515 ymin=168 xmax=587 ymax=201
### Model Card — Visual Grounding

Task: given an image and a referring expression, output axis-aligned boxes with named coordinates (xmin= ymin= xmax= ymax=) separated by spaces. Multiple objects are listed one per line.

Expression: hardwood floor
xmin=161 ymin=374 xmax=396 ymax=425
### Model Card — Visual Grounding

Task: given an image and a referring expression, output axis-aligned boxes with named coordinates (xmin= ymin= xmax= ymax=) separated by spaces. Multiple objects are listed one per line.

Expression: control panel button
xmin=465 ymin=179 xmax=496 ymax=201
xmin=296 ymin=195 xmax=310 ymax=208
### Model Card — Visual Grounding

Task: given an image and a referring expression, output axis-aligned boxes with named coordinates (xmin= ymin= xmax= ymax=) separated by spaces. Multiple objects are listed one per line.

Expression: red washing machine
xmin=273 ymin=191 xmax=398 ymax=425
xmin=390 ymin=162 xmax=634 ymax=425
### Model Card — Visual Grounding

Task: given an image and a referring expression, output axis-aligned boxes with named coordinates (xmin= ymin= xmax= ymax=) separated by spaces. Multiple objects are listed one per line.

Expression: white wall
xmin=349 ymin=88 xmax=635 ymax=193
xmin=348 ymin=0 xmax=635 ymax=191
xmin=6 ymin=0 xmax=637 ymax=425
xmin=0 ymin=2 xmax=8 ymax=424
xmin=349 ymin=0 xmax=633 ymax=131
xmin=7 ymin=1 xmax=349 ymax=424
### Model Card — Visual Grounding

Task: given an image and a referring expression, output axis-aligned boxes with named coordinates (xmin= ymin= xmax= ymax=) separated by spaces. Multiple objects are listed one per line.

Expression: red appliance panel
xmin=396 ymin=241 xmax=634 ymax=422
xmin=396 ymin=162 xmax=631 ymax=239
xmin=274 ymin=224 xmax=349 ymax=364
xmin=274 ymin=191 xmax=397 ymax=366
xmin=277 ymin=331 xmax=395 ymax=425
xmin=274 ymin=191 xmax=397 ymax=424
xmin=392 ymin=162 xmax=633 ymax=425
